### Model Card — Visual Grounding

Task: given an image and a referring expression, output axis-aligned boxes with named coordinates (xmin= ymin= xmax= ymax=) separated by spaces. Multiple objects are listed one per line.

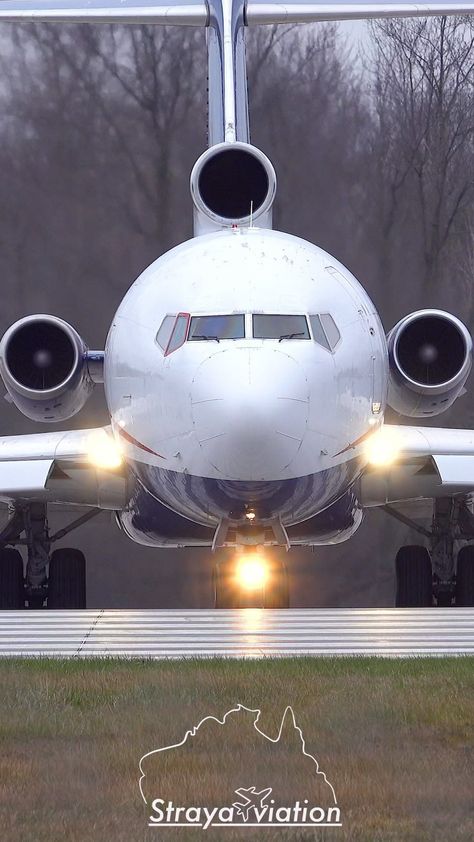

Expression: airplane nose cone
xmin=191 ymin=348 xmax=309 ymax=480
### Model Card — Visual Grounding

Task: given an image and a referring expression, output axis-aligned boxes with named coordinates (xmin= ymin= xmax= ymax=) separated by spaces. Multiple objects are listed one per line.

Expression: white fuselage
xmin=104 ymin=227 xmax=387 ymax=534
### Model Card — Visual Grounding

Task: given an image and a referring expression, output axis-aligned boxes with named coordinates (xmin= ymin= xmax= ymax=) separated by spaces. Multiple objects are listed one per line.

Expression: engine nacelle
xmin=387 ymin=309 xmax=472 ymax=417
xmin=0 ymin=315 xmax=94 ymax=422
xmin=190 ymin=142 xmax=277 ymax=235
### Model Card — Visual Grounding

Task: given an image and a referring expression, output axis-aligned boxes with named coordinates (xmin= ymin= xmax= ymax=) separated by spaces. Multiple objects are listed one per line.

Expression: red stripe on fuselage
xmin=332 ymin=427 xmax=375 ymax=458
xmin=118 ymin=428 xmax=166 ymax=459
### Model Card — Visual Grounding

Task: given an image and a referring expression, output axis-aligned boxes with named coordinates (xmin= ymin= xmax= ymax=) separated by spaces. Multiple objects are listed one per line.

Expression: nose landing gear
xmin=213 ymin=551 xmax=290 ymax=608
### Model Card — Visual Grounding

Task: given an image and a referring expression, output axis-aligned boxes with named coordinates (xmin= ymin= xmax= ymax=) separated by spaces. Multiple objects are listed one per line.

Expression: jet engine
xmin=190 ymin=141 xmax=277 ymax=234
xmin=387 ymin=309 xmax=472 ymax=417
xmin=0 ymin=315 xmax=95 ymax=422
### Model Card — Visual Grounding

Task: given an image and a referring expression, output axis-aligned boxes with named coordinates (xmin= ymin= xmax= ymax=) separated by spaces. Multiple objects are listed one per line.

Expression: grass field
xmin=0 ymin=657 xmax=472 ymax=841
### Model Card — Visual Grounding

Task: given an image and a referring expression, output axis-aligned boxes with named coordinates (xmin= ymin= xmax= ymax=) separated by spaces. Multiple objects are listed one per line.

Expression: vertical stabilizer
xmin=207 ymin=0 xmax=250 ymax=146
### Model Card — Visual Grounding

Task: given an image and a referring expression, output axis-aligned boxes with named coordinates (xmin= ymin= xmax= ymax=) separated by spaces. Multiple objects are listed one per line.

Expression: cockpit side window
xmin=309 ymin=315 xmax=331 ymax=351
xmin=320 ymin=314 xmax=341 ymax=349
xmin=310 ymin=314 xmax=341 ymax=352
xmin=188 ymin=314 xmax=245 ymax=341
xmin=166 ymin=313 xmax=190 ymax=355
xmin=252 ymin=314 xmax=310 ymax=340
xmin=156 ymin=315 xmax=175 ymax=352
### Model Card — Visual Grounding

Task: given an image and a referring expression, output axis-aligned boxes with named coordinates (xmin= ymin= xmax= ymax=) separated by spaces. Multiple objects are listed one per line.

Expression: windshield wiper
xmin=191 ymin=335 xmax=220 ymax=342
xmin=278 ymin=332 xmax=305 ymax=342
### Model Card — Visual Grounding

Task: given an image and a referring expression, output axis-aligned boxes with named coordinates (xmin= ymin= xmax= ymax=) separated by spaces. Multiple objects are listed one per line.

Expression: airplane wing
xmin=0 ymin=0 xmax=472 ymax=26
xmin=0 ymin=0 xmax=208 ymax=24
xmin=247 ymin=2 xmax=474 ymax=25
xmin=0 ymin=427 xmax=126 ymax=509
xmin=360 ymin=425 xmax=474 ymax=508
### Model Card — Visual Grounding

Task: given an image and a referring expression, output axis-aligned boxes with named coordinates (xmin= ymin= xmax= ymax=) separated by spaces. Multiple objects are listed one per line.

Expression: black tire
xmin=0 ymin=548 xmax=24 ymax=609
xmin=456 ymin=546 xmax=474 ymax=607
xmin=437 ymin=590 xmax=453 ymax=608
xmin=395 ymin=545 xmax=432 ymax=607
xmin=264 ymin=560 xmax=290 ymax=608
xmin=48 ymin=549 xmax=86 ymax=609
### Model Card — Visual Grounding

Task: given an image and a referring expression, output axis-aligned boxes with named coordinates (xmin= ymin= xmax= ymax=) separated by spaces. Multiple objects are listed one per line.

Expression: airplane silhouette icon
xmin=232 ymin=786 xmax=273 ymax=821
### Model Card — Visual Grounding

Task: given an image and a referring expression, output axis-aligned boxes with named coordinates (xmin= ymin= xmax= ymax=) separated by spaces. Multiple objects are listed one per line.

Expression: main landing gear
xmin=213 ymin=550 xmax=290 ymax=608
xmin=0 ymin=503 xmax=99 ymax=609
xmin=386 ymin=499 xmax=474 ymax=607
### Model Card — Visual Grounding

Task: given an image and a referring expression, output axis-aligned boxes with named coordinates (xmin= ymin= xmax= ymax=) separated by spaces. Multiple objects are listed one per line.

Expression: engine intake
xmin=0 ymin=315 xmax=94 ymax=422
xmin=191 ymin=142 xmax=276 ymax=233
xmin=387 ymin=309 xmax=472 ymax=417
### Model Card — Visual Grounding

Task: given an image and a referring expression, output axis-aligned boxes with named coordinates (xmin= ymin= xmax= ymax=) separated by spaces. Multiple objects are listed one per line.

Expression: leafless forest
xmin=1 ymin=17 xmax=474 ymax=606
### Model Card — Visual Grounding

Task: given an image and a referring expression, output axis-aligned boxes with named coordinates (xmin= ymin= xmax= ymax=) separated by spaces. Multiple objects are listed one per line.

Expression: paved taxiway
xmin=0 ymin=608 xmax=473 ymax=657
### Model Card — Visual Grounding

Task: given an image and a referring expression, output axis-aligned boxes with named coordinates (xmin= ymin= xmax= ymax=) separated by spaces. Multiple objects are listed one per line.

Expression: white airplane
xmin=0 ymin=0 xmax=474 ymax=610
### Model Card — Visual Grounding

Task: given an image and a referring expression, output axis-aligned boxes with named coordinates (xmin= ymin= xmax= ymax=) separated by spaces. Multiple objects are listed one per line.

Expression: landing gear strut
xmin=386 ymin=498 xmax=474 ymax=607
xmin=24 ymin=503 xmax=50 ymax=608
xmin=0 ymin=503 xmax=100 ymax=609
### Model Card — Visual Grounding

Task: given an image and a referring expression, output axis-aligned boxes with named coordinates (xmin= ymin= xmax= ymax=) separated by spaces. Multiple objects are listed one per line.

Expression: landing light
xmin=365 ymin=427 xmax=401 ymax=467
xmin=87 ymin=429 xmax=123 ymax=469
xmin=236 ymin=554 xmax=267 ymax=591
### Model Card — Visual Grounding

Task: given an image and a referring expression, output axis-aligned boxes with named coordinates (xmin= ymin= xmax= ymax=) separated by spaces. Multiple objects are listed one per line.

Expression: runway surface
xmin=0 ymin=608 xmax=473 ymax=657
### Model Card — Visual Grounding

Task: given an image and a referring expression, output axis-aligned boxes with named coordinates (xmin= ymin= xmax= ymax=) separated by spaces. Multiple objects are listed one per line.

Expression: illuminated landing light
xmin=245 ymin=510 xmax=256 ymax=521
xmin=236 ymin=554 xmax=267 ymax=591
xmin=88 ymin=429 xmax=123 ymax=469
xmin=365 ymin=427 xmax=401 ymax=467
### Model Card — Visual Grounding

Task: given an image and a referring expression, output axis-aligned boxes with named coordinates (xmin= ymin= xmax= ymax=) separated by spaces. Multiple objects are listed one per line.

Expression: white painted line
xmin=0 ymin=608 xmax=472 ymax=657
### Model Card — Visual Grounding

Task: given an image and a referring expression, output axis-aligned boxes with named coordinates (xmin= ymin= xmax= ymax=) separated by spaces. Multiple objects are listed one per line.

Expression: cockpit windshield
xmin=159 ymin=312 xmax=338 ymax=350
xmin=188 ymin=314 xmax=245 ymax=342
xmin=252 ymin=314 xmax=310 ymax=340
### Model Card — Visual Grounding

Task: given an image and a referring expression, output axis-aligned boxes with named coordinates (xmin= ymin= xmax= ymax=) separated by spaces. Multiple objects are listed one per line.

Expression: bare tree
xmin=1 ymin=18 xmax=474 ymax=604
xmin=2 ymin=24 xmax=206 ymax=255
xmin=368 ymin=16 xmax=474 ymax=314
xmin=248 ymin=23 xmax=369 ymax=267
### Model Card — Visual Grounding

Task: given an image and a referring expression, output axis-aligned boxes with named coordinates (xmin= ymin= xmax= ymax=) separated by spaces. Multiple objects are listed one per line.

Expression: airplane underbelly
xmin=131 ymin=457 xmax=362 ymax=527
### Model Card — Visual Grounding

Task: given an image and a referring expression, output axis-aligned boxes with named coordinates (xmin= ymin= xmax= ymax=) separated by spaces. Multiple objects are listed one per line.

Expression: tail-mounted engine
xmin=0 ymin=315 xmax=100 ymax=422
xmin=190 ymin=141 xmax=277 ymax=235
xmin=387 ymin=309 xmax=472 ymax=417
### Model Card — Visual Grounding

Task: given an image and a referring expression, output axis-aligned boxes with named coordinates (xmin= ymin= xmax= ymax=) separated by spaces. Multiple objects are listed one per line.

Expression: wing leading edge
xmin=246 ymin=2 xmax=474 ymax=25
xmin=0 ymin=0 xmax=473 ymax=25
xmin=1 ymin=422 xmax=473 ymax=510
xmin=0 ymin=0 xmax=208 ymax=24
xmin=360 ymin=425 xmax=474 ymax=508
xmin=0 ymin=427 xmax=126 ymax=509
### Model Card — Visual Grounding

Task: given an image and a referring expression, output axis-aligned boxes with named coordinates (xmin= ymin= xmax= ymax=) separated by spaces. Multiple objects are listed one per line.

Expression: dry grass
xmin=0 ymin=657 xmax=472 ymax=841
